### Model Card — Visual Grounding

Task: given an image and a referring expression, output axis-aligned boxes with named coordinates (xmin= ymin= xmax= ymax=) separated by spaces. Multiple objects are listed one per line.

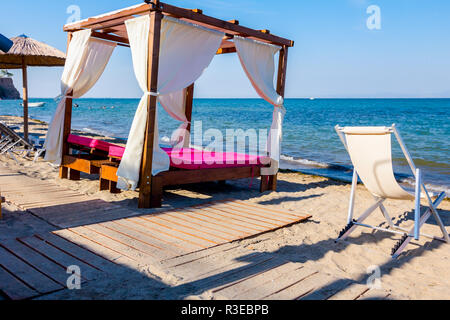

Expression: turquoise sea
xmin=0 ymin=98 xmax=448 ymax=193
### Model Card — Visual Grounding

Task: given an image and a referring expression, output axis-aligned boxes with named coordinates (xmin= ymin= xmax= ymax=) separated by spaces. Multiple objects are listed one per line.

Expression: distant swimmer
xmin=102 ymin=106 xmax=107 ymax=110
xmin=73 ymin=103 xmax=79 ymax=108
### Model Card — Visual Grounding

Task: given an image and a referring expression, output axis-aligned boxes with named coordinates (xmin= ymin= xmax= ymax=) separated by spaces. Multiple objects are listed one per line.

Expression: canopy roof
xmin=0 ymin=35 xmax=66 ymax=69
xmin=63 ymin=1 xmax=294 ymax=54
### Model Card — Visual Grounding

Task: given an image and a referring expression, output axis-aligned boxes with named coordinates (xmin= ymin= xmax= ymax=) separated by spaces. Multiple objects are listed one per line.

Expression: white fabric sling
xmin=44 ymin=30 xmax=116 ymax=165
xmin=234 ymin=36 xmax=285 ymax=175
xmin=159 ymin=89 xmax=190 ymax=147
xmin=117 ymin=15 xmax=223 ymax=191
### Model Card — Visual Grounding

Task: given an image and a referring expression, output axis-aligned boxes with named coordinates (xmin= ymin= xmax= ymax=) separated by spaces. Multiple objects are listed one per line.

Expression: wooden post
xmin=138 ymin=9 xmax=163 ymax=208
xmin=21 ymin=57 xmax=29 ymax=142
xmin=268 ymin=46 xmax=289 ymax=191
xmin=184 ymin=84 xmax=194 ymax=147
xmin=59 ymin=32 xmax=73 ymax=179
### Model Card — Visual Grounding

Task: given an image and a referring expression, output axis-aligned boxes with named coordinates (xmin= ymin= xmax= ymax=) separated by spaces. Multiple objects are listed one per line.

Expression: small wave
xmin=280 ymin=154 xmax=330 ymax=168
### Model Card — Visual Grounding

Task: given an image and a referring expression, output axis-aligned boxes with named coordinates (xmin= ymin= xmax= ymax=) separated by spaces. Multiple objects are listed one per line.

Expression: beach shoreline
xmin=0 ymin=114 xmax=449 ymax=300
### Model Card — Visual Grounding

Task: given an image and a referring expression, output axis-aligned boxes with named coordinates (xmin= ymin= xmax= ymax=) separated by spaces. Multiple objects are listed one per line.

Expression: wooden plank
xmin=212 ymin=261 xmax=302 ymax=299
xmin=135 ymin=215 xmax=217 ymax=248
xmin=36 ymin=233 xmax=119 ymax=273
xmin=53 ymin=229 xmax=137 ymax=267
xmin=160 ymin=166 xmax=261 ymax=186
xmin=67 ymin=226 xmax=156 ymax=262
xmin=300 ymin=278 xmax=355 ymax=300
xmin=162 ymin=242 xmax=241 ymax=269
xmin=328 ymin=283 xmax=370 ymax=300
xmin=175 ymin=207 xmax=255 ymax=236
xmin=0 ymin=246 xmax=63 ymax=294
xmin=0 ymin=240 xmax=70 ymax=286
xmin=83 ymin=223 xmax=168 ymax=261
xmin=357 ymin=288 xmax=390 ymax=300
xmin=217 ymin=201 xmax=299 ymax=224
xmin=169 ymin=252 xmax=272 ymax=282
xmin=18 ymin=236 xmax=102 ymax=281
xmin=262 ymin=272 xmax=331 ymax=300
xmin=155 ymin=209 xmax=243 ymax=240
xmin=112 ymin=219 xmax=199 ymax=253
xmin=0 ymin=265 xmax=39 ymax=300
xmin=145 ymin=214 xmax=230 ymax=244
xmin=191 ymin=206 xmax=270 ymax=231
xmin=221 ymin=200 xmax=306 ymax=221
xmin=100 ymin=220 xmax=186 ymax=257
xmin=199 ymin=203 xmax=285 ymax=228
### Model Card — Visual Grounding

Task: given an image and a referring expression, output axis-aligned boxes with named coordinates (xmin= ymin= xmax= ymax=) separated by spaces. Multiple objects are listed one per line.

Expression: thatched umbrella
xmin=0 ymin=35 xmax=65 ymax=141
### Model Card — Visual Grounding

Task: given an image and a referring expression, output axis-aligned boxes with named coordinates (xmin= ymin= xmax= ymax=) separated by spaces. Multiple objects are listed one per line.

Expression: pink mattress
xmin=68 ymin=134 xmax=116 ymax=153
xmin=109 ymin=145 xmax=268 ymax=170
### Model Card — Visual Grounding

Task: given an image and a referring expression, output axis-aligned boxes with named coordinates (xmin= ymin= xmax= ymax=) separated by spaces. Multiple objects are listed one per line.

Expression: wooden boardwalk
xmin=0 ymin=168 xmax=139 ymax=228
xmin=160 ymin=243 xmax=395 ymax=300
xmin=0 ymin=165 xmax=313 ymax=299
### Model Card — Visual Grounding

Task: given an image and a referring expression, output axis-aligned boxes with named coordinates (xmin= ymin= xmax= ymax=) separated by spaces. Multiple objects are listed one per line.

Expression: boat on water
xmin=21 ymin=102 xmax=46 ymax=107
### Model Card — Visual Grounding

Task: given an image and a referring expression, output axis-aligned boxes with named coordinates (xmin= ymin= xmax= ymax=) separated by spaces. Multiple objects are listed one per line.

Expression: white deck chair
xmin=335 ymin=124 xmax=448 ymax=258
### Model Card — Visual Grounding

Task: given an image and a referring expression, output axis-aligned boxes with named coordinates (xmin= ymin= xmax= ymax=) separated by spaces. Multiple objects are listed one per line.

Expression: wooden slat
xmin=0 ymin=266 xmax=39 ymax=300
xmin=0 ymin=240 xmax=70 ymax=286
xmin=82 ymin=223 xmax=167 ymax=261
xmin=53 ymin=229 xmax=137 ymax=267
xmin=0 ymin=246 xmax=63 ymax=294
xmin=135 ymin=215 xmax=216 ymax=248
xmin=213 ymin=262 xmax=304 ymax=299
xmin=328 ymin=283 xmax=370 ymax=300
xmin=67 ymin=226 xmax=156 ymax=262
xmin=111 ymin=218 xmax=199 ymax=253
xmin=18 ymin=236 xmax=102 ymax=281
xmin=36 ymin=233 xmax=119 ymax=273
xmin=100 ymin=220 xmax=186 ymax=257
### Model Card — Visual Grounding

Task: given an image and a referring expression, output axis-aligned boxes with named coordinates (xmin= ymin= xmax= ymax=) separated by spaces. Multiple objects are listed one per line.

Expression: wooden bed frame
xmin=59 ymin=0 xmax=293 ymax=208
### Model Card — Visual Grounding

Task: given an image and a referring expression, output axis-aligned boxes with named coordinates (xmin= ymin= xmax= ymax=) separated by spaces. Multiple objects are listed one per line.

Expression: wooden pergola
xmin=61 ymin=0 xmax=294 ymax=208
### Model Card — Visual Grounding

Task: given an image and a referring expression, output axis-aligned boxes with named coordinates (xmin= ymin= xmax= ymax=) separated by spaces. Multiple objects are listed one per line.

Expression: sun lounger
xmin=0 ymin=122 xmax=34 ymax=163
xmin=335 ymin=124 xmax=449 ymax=258
xmin=102 ymin=145 xmax=270 ymax=202
xmin=60 ymin=135 xmax=118 ymax=180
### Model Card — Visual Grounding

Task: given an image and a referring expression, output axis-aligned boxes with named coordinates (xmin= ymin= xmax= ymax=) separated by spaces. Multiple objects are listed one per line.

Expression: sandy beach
xmin=0 ymin=116 xmax=448 ymax=300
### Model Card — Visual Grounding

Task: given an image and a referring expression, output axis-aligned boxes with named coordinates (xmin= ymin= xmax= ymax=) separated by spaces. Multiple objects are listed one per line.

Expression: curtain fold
xmin=234 ymin=36 xmax=285 ymax=175
xmin=117 ymin=15 xmax=223 ymax=191
xmin=43 ymin=30 xmax=116 ymax=165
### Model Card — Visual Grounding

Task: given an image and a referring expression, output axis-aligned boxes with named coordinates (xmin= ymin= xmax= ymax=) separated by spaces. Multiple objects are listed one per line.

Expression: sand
xmin=0 ymin=115 xmax=449 ymax=300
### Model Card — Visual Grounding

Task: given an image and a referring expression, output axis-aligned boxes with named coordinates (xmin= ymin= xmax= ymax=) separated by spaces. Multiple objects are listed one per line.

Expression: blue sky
xmin=2 ymin=0 xmax=450 ymax=98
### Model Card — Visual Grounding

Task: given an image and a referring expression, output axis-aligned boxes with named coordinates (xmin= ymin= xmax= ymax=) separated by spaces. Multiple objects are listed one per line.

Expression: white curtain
xmin=234 ymin=36 xmax=285 ymax=175
xmin=44 ymin=30 xmax=116 ymax=165
xmin=159 ymin=89 xmax=190 ymax=147
xmin=117 ymin=15 xmax=223 ymax=190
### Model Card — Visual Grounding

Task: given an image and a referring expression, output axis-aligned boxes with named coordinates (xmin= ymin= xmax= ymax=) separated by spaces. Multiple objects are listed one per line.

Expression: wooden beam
xmin=268 ymin=46 xmax=289 ymax=191
xmin=90 ymin=31 xmax=129 ymax=46
xmin=138 ymin=10 xmax=163 ymax=209
xmin=59 ymin=32 xmax=74 ymax=180
xmin=63 ymin=2 xmax=294 ymax=47
xmin=184 ymin=84 xmax=194 ymax=147
xmin=158 ymin=2 xmax=294 ymax=47
xmin=216 ymin=47 xmax=236 ymax=55
xmin=21 ymin=57 xmax=29 ymax=142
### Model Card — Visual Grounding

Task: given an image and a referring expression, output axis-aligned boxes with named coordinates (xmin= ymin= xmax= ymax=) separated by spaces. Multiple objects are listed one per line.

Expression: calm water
xmin=0 ymin=98 xmax=448 ymax=192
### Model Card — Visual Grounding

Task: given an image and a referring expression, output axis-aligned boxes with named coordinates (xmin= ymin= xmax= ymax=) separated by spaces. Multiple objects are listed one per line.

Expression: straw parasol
xmin=0 ymin=35 xmax=66 ymax=141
